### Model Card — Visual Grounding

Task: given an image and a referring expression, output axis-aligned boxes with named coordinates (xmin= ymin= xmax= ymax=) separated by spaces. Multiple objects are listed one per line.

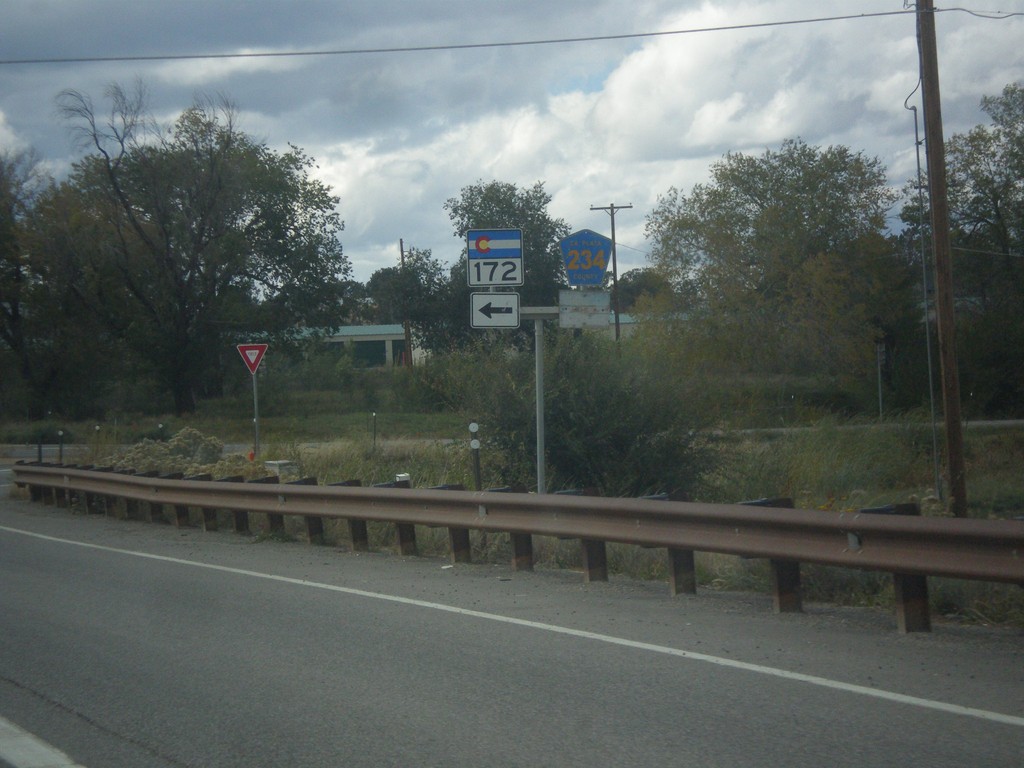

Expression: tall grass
xmin=702 ymin=419 xmax=946 ymax=513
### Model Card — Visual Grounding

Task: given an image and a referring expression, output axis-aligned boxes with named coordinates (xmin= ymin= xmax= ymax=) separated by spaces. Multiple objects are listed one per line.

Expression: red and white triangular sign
xmin=237 ymin=343 xmax=268 ymax=375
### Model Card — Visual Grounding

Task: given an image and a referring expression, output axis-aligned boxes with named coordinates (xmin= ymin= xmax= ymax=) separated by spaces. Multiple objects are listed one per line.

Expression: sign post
xmin=237 ymin=344 xmax=268 ymax=460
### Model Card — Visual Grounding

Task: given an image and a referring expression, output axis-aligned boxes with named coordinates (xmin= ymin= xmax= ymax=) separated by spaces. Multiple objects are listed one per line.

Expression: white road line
xmin=0 ymin=715 xmax=86 ymax=768
xmin=3 ymin=523 xmax=1023 ymax=729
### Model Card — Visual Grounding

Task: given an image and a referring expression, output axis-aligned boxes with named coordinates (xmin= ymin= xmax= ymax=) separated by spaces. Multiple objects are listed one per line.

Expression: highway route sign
xmin=467 ymin=228 xmax=524 ymax=287
xmin=471 ymin=292 xmax=520 ymax=329
xmin=560 ymin=229 xmax=612 ymax=287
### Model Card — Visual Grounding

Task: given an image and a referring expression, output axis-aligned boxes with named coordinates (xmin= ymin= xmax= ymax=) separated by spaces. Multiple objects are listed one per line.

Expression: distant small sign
xmin=237 ymin=343 xmax=268 ymax=375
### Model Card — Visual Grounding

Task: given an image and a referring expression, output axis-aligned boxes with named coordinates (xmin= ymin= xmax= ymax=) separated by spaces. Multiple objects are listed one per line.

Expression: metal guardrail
xmin=11 ymin=462 xmax=1024 ymax=633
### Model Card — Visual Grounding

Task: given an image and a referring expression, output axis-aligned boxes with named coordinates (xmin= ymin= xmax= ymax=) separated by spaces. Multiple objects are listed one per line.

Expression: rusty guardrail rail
xmin=11 ymin=462 xmax=1024 ymax=633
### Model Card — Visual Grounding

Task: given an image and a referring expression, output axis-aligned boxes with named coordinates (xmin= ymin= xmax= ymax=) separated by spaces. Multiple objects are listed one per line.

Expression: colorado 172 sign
xmin=466 ymin=228 xmax=524 ymax=287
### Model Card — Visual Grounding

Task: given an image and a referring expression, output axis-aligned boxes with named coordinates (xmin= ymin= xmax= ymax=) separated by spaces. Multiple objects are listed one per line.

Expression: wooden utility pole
xmin=399 ymin=239 xmax=413 ymax=369
xmin=918 ymin=0 xmax=968 ymax=517
xmin=590 ymin=203 xmax=632 ymax=340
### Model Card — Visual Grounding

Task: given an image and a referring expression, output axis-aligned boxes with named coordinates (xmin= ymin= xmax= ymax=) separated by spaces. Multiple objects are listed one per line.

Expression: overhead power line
xmin=1 ymin=7 xmax=1018 ymax=67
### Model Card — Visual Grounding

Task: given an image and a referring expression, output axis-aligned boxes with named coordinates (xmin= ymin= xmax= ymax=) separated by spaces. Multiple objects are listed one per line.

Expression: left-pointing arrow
xmin=479 ymin=302 xmax=514 ymax=319
xmin=470 ymin=291 xmax=519 ymax=329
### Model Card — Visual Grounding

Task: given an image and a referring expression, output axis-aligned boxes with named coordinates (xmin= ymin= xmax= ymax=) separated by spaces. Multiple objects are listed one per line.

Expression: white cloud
xmin=0 ymin=111 xmax=26 ymax=151
xmin=2 ymin=1 xmax=1023 ymax=284
xmin=150 ymin=50 xmax=305 ymax=87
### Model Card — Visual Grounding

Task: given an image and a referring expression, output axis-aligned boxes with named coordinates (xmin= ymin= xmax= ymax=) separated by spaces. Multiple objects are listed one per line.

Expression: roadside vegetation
xmin=5 ymin=360 xmax=1023 ymax=627
xmin=4 ymin=81 xmax=1024 ymax=626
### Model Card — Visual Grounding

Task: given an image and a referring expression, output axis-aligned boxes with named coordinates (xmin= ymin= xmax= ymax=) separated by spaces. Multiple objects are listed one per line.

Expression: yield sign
xmin=237 ymin=343 xmax=268 ymax=375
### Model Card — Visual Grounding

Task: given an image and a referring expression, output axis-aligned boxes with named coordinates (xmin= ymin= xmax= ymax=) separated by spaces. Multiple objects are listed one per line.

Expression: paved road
xmin=1 ymin=495 xmax=1022 ymax=767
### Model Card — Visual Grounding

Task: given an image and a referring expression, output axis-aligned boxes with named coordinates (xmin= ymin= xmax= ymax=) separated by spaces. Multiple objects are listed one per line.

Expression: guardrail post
xmin=214 ymin=476 xmax=248 ymax=532
xmin=110 ymin=470 xmax=135 ymax=519
xmin=430 ymin=485 xmax=471 ymax=564
xmin=93 ymin=467 xmax=118 ymax=516
xmin=288 ymin=477 xmax=323 ymax=543
xmin=128 ymin=470 xmax=159 ymax=520
xmin=22 ymin=462 xmax=42 ymax=503
xmin=859 ymin=504 xmax=930 ymax=633
xmin=119 ymin=484 xmax=135 ymax=518
xmin=741 ymin=498 xmax=802 ymax=613
xmin=184 ymin=474 xmax=214 ymax=529
xmin=558 ymin=489 xmax=608 ymax=583
xmin=63 ymin=465 xmax=82 ymax=508
xmin=668 ymin=548 xmax=697 ymax=596
xmin=510 ymin=533 xmax=534 ymax=571
xmin=151 ymin=472 xmax=184 ymax=524
xmin=488 ymin=487 xmax=533 ymax=571
xmin=36 ymin=467 xmax=56 ymax=505
xmin=80 ymin=466 xmax=107 ymax=514
xmin=581 ymin=539 xmax=608 ymax=583
xmin=47 ymin=484 xmax=62 ymax=506
xmin=375 ymin=479 xmax=416 ymax=556
xmin=642 ymin=493 xmax=698 ymax=596
xmin=54 ymin=468 xmax=70 ymax=508
xmin=329 ymin=480 xmax=367 ymax=551
xmin=75 ymin=465 xmax=95 ymax=511
xmin=246 ymin=475 xmax=281 ymax=533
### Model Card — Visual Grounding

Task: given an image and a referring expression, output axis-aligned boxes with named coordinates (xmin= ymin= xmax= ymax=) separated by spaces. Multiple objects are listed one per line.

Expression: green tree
xmin=615 ymin=267 xmax=674 ymax=313
xmin=944 ymin=83 xmax=1024 ymax=414
xmin=57 ymin=84 xmax=350 ymax=414
xmin=646 ymin=139 xmax=915 ymax=401
xmin=0 ymin=149 xmax=39 ymax=408
xmin=366 ymin=247 xmax=445 ymax=325
xmin=1 ymin=149 xmax=114 ymax=418
xmin=899 ymin=82 xmax=1024 ymax=415
xmin=429 ymin=332 xmax=711 ymax=496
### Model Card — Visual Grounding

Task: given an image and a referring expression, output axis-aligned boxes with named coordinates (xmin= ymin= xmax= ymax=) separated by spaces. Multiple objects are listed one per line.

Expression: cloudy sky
xmin=2 ymin=1 xmax=1023 ymax=282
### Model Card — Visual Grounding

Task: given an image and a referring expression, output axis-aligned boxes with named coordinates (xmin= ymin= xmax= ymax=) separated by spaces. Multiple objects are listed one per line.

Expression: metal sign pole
xmin=520 ymin=306 xmax=557 ymax=494
xmin=237 ymin=344 xmax=268 ymax=461
xmin=534 ymin=316 xmax=546 ymax=495
xmin=252 ymin=371 xmax=260 ymax=460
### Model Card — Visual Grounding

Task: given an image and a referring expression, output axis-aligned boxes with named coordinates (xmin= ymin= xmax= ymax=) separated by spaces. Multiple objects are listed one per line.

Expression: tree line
xmin=2 ymin=81 xmax=1023 ymax=424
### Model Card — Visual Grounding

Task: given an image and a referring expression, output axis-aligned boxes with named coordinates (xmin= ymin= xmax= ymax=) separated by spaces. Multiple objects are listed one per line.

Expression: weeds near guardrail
xmin=15 ymin=425 xmax=1023 ymax=628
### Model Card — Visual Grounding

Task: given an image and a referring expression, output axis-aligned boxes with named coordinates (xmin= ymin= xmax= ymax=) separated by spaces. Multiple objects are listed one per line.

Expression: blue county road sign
xmin=471 ymin=292 xmax=520 ymax=329
xmin=560 ymin=229 xmax=612 ymax=287
xmin=467 ymin=228 xmax=524 ymax=286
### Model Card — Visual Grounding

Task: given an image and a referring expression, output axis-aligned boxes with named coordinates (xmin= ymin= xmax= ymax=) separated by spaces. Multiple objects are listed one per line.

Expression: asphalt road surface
xmin=1 ymin=494 xmax=1022 ymax=767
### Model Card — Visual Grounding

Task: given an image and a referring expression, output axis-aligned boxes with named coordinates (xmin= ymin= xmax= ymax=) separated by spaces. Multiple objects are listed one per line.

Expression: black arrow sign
xmin=478 ymin=302 xmax=514 ymax=319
